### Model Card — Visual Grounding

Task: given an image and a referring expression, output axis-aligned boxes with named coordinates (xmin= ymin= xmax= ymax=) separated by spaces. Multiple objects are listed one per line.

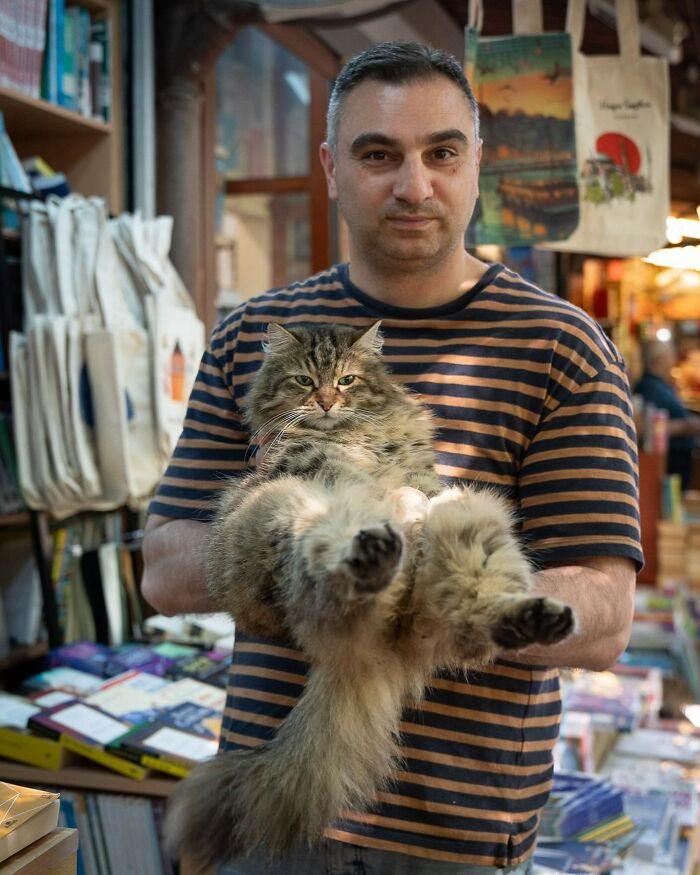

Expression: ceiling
xmin=312 ymin=0 xmax=700 ymax=211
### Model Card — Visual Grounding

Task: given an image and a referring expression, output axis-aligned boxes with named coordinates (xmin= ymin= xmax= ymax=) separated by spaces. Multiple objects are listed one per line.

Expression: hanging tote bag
xmin=540 ymin=0 xmax=670 ymax=256
xmin=465 ymin=0 xmax=579 ymax=247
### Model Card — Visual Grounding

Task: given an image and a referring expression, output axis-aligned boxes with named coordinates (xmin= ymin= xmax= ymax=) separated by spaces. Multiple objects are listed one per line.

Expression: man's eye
xmin=433 ymin=148 xmax=456 ymax=160
xmin=364 ymin=151 xmax=388 ymax=162
xmin=337 ymin=375 xmax=356 ymax=386
xmin=294 ymin=375 xmax=314 ymax=386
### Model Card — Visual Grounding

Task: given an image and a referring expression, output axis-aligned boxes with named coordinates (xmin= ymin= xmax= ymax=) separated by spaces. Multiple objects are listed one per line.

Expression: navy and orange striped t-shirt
xmin=150 ymin=261 xmax=642 ymax=867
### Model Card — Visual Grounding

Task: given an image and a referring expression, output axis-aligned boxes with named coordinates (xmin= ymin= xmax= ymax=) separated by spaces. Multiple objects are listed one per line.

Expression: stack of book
xmin=0 ymin=781 xmax=60 ymax=864
xmin=0 ymin=669 xmax=226 ymax=781
xmin=0 ymin=641 xmax=229 ymax=779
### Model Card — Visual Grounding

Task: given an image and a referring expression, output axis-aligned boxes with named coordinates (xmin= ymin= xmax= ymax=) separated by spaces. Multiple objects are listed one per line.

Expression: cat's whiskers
xmin=247 ymin=410 xmax=305 ymax=462
xmin=259 ymin=412 xmax=308 ymax=468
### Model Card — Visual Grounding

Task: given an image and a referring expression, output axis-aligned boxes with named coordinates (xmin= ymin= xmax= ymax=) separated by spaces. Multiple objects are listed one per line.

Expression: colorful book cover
xmin=28 ymin=701 xmax=148 ymax=779
xmin=48 ymin=641 xmax=113 ymax=677
xmin=111 ymin=719 xmax=219 ymax=772
xmin=150 ymin=677 xmax=226 ymax=712
xmin=85 ymin=670 xmax=171 ymax=724
xmin=104 ymin=644 xmax=175 ymax=678
xmin=22 ymin=666 xmax=104 ymax=697
xmin=166 ymin=652 xmax=230 ymax=686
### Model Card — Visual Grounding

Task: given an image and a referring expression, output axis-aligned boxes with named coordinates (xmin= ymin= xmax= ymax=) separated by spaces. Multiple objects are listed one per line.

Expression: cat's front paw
xmin=343 ymin=524 xmax=403 ymax=593
xmin=491 ymin=596 xmax=574 ymax=650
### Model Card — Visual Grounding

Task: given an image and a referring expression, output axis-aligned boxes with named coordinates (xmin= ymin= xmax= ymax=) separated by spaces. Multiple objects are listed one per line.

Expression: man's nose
xmin=392 ymin=156 xmax=433 ymax=203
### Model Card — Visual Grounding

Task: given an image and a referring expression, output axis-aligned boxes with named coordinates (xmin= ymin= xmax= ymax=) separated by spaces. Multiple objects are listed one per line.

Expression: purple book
xmin=49 ymin=642 xmax=113 ymax=677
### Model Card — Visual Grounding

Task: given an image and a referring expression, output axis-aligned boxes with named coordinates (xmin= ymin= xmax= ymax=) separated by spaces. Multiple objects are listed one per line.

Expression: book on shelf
xmin=0 ymin=782 xmax=60 ymax=865
xmin=0 ymin=692 xmax=71 ymax=769
xmin=28 ymin=700 xmax=149 ymax=780
xmin=84 ymin=670 xmax=171 ymax=724
xmin=110 ymin=708 xmax=221 ymax=777
xmin=0 ymin=0 xmax=49 ymax=99
xmin=22 ymin=666 xmax=105 ymax=697
xmin=48 ymin=641 xmax=113 ymax=677
xmin=57 ymin=789 xmax=173 ymax=875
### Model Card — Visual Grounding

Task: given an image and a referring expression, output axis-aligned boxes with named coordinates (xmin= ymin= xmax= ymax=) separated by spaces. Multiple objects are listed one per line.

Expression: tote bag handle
xmin=567 ymin=0 xmax=641 ymax=59
xmin=467 ymin=0 xmax=543 ymax=34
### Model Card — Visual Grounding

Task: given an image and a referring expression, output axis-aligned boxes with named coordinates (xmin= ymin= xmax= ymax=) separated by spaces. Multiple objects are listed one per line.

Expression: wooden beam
xmin=259 ymin=23 xmax=341 ymax=80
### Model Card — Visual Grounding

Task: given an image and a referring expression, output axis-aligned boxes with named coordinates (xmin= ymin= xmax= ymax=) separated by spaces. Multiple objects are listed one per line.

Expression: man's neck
xmin=347 ymin=249 xmax=491 ymax=310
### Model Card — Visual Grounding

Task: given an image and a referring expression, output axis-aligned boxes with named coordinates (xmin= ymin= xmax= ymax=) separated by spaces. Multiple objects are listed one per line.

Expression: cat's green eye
xmin=337 ymin=375 xmax=356 ymax=386
xmin=294 ymin=375 xmax=314 ymax=387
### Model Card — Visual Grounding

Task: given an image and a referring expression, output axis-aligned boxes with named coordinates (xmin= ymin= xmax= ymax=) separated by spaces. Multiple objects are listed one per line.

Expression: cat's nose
xmin=317 ymin=399 xmax=335 ymax=412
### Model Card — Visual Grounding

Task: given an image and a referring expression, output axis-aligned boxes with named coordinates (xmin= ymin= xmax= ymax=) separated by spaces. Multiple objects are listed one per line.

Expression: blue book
xmin=49 ymin=641 xmax=113 ymax=677
xmin=41 ymin=0 xmax=64 ymax=105
xmin=534 ymin=841 xmax=620 ymax=873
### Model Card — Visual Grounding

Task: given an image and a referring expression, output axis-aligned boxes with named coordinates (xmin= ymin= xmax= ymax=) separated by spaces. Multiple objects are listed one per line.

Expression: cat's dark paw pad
xmin=344 ymin=524 xmax=403 ymax=592
xmin=491 ymin=597 xmax=574 ymax=650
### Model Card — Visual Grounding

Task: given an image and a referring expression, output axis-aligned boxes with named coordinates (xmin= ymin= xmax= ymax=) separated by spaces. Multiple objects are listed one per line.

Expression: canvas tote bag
xmin=540 ymin=0 xmax=670 ymax=256
xmin=465 ymin=0 xmax=579 ymax=247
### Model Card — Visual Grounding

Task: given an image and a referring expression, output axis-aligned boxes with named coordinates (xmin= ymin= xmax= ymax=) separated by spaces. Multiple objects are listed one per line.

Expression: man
xmin=635 ymin=339 xmax=700 ymax=490
xmin=143 ymin=42 xmax=640 ymax=874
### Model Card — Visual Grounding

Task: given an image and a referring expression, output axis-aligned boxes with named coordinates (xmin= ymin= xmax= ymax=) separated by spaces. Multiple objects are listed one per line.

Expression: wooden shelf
xmin=2 ymin=828 xmax=78 ymax=875
xmin=0 ymin=512 xmax=31 ymax=528
xmin=0 ymin=86 xmax=111 ymax=139
xmin=0 ymin=642 xmax=48 ymax=671
xmin=0 ymin=759 xmax=180 ymax=797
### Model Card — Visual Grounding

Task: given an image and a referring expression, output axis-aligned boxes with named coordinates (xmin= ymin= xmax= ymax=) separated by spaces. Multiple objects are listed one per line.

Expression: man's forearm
xmin=141 ymin=517 xmax=218 ymax=616
xmin=507 ymin=557 xmax=636 ymax=671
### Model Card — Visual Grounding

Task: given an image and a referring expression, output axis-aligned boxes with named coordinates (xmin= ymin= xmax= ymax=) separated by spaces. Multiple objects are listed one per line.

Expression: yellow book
xmin=60 ymin=735 xmax=149 ymax=780
xmin=141 ymin=754 xmax=190 ymax=779
xmin=0 ymin=727 xmax=69 ymax=770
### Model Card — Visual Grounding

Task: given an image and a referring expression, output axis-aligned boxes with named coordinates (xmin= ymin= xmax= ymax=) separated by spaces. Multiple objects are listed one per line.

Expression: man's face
xmin=320 ymin=76 xmax=481 ymax=273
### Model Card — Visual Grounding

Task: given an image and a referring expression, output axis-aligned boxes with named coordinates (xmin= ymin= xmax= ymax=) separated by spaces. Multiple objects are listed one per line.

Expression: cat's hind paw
xmin=343 ymin=524 xmax=403 ymax=593
xmin=491 ymin=596 xmax=574 ymax=650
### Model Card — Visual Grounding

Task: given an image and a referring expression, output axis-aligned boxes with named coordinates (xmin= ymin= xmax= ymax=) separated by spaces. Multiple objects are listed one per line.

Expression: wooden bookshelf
xmin=0 ymin=0 xmax=124 ymax=212
xmin=2 ymin=827 xmax=78 ymax=875
xmin=0 ymin=642 xmax=48 ymax=672
xmin=0 ymin=759 xmax=179 ymax=798
xmin=0 ymin=86 xmax=111 ymax=137
xmin=0 ymin=512 xmax=31 ymax=528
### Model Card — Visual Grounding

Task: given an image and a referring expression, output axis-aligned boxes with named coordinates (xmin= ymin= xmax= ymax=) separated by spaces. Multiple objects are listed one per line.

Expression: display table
xmin=0 ymin=828 xmax=78 ymax=875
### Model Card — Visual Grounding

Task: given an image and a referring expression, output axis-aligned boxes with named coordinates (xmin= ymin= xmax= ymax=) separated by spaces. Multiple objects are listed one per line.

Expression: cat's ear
xmin=351 ymin=321 xmax=383 ymax=356
xmin=264 ymin=323 xmax=299 ymax=353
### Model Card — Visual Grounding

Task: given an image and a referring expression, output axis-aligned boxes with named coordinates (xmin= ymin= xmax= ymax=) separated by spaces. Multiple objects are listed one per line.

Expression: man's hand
xmin=507 ymin=555 xmax=636 ymax=671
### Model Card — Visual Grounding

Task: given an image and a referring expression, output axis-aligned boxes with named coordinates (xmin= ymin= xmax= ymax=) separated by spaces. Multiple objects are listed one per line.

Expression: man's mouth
xmin=386 ymin=215 xmax=435 ymax=229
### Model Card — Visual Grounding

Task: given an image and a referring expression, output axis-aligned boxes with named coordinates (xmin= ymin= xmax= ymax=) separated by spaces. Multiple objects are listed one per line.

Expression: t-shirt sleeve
xmin=518 ymin=361 xmax=643 ymax=570
xmin=148 ymin=329 xmax=248 ymax=522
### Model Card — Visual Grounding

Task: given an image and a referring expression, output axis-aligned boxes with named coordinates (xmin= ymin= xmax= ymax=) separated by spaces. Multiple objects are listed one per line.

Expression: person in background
xmin=635 ymin=339 xmax=700 ymax=490
xmin=142 ymin=41 xmax=640 ymax=875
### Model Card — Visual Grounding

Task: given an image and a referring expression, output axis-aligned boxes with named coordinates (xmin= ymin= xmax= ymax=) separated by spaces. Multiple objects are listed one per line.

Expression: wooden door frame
xmin=202 ymin=25 xmax=340 ymax=329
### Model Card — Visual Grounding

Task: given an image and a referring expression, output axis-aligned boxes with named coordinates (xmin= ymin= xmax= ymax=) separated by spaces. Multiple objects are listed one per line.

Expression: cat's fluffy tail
xmin=164 ymin=653 xmax=407 ymax=869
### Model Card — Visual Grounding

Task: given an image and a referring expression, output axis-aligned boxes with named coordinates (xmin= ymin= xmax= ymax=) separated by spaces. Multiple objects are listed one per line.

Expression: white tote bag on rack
xmin=85 ymin=327 xmax=164 ymax=509
xmin=540 ymin=0 xmax=670 ymax=256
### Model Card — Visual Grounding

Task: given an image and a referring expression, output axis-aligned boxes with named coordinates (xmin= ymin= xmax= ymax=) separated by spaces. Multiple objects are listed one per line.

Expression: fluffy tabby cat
xmin=164 ymin=321 xmax=575 ymax=868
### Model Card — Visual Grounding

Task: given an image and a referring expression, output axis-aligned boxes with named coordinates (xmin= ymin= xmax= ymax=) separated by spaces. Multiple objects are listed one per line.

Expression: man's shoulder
xmin=212 ymin=265 xmax=347 ymax=344
xmin=486 ymin=264 xmax=622 ymax=368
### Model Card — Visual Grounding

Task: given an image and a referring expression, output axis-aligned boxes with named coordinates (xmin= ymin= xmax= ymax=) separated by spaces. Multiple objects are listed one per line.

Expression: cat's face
xmin=246 ymin=322 xmax=391 ymax=433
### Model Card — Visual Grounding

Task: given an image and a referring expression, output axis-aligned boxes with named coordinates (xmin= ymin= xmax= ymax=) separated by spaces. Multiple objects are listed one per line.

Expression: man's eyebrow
xmin=350 ymin=133 xmax=398 ymax=154
xmin=349 ymin=129 xmax=469 ymax=154
xmin=426 ymin=129 xmax=469 ymax=146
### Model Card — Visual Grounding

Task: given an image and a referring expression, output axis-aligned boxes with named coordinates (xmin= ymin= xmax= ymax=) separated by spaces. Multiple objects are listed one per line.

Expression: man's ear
xmin=319 ymin=142 xmax=338 ymax=201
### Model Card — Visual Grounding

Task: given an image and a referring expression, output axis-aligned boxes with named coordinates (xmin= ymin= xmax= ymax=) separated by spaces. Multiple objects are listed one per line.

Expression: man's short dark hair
xmin=326 ymin=41 xmax=480 ymax=152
